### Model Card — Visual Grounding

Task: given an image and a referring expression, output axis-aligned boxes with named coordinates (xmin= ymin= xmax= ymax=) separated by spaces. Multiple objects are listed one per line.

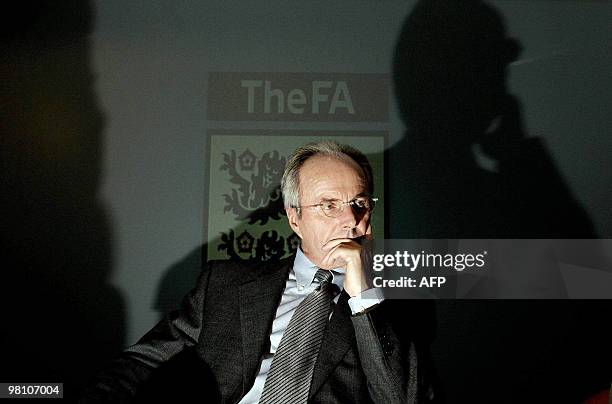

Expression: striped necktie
xmin=259 ymin=269 xmax=335 ymax=404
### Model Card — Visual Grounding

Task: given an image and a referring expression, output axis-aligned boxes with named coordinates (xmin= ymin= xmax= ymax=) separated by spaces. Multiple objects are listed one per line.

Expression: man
xmin=82 ymin=141 xmax=433 ymax=403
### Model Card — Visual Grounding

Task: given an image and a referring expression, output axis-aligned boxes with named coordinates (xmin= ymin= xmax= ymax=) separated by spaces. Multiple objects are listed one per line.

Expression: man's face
xmin=286 ymin=155 xmax=372 ymax=268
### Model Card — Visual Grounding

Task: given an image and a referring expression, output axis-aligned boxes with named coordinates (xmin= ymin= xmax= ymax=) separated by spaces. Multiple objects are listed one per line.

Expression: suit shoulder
xmin=205 ymin=259 xmax=261 ymax=273
xmin=205 ymin=255 xmax=295 ymax=281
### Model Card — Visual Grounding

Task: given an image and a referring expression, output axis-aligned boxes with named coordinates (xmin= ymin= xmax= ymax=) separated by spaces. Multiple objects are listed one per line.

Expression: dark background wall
xmin=2 ymin=0 xmax=610 ymax=402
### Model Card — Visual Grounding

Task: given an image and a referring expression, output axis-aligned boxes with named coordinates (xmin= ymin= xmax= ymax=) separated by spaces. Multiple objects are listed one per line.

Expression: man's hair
xmin=281 ymin=141 xmax=374 ymax=211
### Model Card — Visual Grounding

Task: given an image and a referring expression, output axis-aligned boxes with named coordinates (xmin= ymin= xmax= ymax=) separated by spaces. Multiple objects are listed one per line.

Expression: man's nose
xmin=339 ymin=204 xmax=360 ymax=231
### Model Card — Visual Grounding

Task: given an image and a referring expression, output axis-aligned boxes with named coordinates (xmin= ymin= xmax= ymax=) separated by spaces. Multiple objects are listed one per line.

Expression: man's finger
xmin=320 ymin=243 xmax=345 ymax=269
xmin=320 ymin=240 xmax=364 ymax=270
xmin=321 ymin=238 xmax=358 ymax=251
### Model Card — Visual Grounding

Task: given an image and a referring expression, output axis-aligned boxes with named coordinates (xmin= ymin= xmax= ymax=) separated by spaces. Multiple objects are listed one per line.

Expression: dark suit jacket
xmin=82 ymin=255 xmax=434 ymax=403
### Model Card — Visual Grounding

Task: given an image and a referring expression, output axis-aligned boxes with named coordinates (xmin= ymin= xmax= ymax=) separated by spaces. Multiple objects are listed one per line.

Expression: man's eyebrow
xmin=318 ymin=197 xmax=341 ymax=203
xmin=317 ymin=193 xmax=368 ymax=202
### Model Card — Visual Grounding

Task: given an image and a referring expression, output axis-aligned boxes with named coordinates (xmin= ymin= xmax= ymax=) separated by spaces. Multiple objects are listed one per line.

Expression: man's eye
xmin=321 ymin=201 xmax=339 ymax=211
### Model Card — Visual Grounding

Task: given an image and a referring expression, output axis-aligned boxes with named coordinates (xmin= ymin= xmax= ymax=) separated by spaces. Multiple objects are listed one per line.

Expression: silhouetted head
xmin=393 ymin=0 xmax=520 ymax=142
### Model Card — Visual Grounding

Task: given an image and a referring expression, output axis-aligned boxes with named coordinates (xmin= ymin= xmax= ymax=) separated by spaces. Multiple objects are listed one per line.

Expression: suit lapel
xmin=309 ymin=290 xmax=355 ymax=398
xmin=239 ymin=257 xmax=293 ymax=394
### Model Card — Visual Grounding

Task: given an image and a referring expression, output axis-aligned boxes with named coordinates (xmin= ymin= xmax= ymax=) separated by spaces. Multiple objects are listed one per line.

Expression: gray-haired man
xmin=82 ymin=141 xmax=433 ymax=403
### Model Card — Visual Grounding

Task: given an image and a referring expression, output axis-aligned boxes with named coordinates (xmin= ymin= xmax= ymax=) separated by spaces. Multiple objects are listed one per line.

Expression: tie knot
xmin=314 ymin=269 xmax=333 ymax=285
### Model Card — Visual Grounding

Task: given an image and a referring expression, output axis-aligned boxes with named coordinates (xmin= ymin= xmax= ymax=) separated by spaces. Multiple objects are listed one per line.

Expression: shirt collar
xmin=294 ymin=246 xmax=345 ymax=290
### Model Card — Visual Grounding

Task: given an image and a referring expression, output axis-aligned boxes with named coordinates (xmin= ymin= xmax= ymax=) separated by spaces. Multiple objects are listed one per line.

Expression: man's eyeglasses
xmin=292 ymin=197 xmax=378 ymax=218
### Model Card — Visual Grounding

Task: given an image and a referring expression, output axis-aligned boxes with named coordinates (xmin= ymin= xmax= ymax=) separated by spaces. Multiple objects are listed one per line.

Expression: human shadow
xmin=390 ymin=0 xmax=595 ymax=239
xmin=1 ymin=2 xmax=124 ymax=401
xmin=389 ymin=0 xmax=610 ymax=402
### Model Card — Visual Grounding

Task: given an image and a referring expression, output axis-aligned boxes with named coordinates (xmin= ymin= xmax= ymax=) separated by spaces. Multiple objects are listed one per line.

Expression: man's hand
xmin=320 ymin=236 xmax=373 ymax=297
xmin=479 ymin=93 xmax=526 ymax=161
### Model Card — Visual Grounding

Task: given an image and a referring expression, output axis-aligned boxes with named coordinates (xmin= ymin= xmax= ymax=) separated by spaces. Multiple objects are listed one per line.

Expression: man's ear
xmin=286 ymin=207 xmax=302 ymax=238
